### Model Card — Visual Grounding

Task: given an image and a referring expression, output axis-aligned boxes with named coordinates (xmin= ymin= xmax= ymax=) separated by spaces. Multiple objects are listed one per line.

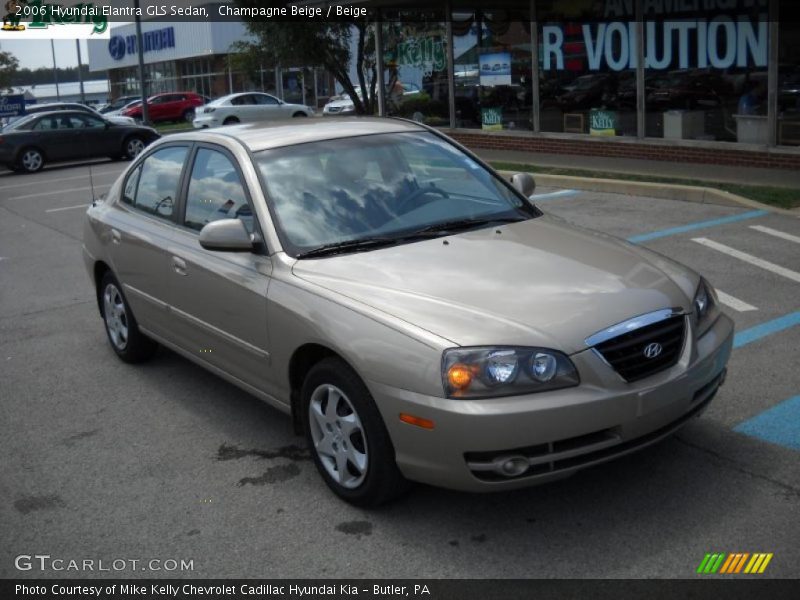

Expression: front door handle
xmin=110 ymin=229 xmax=122 ymax=245
xmin=171 ymin=256 xmax=187 ymax=276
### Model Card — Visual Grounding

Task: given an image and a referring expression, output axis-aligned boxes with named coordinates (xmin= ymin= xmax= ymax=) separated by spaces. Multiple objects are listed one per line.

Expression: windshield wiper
xmin=409 ymin=216 xmax=527 ymax=236
xmin=295 ymin=236 xmax=402 ymax=259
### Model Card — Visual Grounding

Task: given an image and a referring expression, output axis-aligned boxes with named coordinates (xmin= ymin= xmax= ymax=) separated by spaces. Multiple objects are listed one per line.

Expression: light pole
xmin=50 ymin=40 xmax=60 ymax=101
xmin=76 ymin=40 xmax=85 ymax=104
xmin=134 ymin=0 xmax=149 ymax=124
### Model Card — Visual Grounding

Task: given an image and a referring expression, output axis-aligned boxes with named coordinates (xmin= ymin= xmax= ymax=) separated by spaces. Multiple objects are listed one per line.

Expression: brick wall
xmin=448 ymin=131 xmax=800 ymax=171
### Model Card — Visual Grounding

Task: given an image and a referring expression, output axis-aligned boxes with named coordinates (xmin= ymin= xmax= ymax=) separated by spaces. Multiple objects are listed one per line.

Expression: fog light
xmin=497 ymin=456 xmax=529 ymax=477
xmin=530 ymin=352 xmax=557 ymax=382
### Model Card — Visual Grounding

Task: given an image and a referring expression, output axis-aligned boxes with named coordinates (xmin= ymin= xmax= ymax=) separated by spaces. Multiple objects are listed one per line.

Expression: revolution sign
xmin=541 ymin=18 xmax=767 ymax=72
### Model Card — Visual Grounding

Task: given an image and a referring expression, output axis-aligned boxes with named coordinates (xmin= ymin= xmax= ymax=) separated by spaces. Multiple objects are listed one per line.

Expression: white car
xmin=193 ymin=92 xmax=313 ymax=128
xmin=322 ymin=83 xmax=421 ymax=116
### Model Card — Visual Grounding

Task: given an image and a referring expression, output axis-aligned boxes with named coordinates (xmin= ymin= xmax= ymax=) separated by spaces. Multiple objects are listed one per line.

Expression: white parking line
xmin=1 ymin=170 xmax=121 ymax=191
xmin=8 ymin=185 xmax=110 ymax=201
xmin=716 ymin=290 xmax=758 ymax=312
xmin=45 ymin=204 xmax=89 ymax=213
xmin=749 ymin=225 xmax=800 ymax=245
xmin=692 ymin=237 xmax=800 ymax=284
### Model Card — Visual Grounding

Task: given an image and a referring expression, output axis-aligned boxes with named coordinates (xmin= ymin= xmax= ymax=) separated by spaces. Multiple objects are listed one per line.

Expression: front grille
xmin=594 ymin=315 xmax=686 ymax=382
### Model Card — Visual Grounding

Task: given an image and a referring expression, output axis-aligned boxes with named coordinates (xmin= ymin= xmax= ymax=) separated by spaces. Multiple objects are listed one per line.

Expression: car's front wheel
xmin=99 ymin=271 xmax=157 ymax=363
xmin=302 ymin=357 xmax=408 ymax=507
xmin=18 ymin=148 xmax=44 ymax=173
xmin=123 ymin=136 xmax=146 ymax=159
xmin=222 ymin=116 xmax=240 ymax=125
xmin=183 ymin=109 xmax=195 ymax=123
xmin=292 ymin=111 xmax=308 ymax=118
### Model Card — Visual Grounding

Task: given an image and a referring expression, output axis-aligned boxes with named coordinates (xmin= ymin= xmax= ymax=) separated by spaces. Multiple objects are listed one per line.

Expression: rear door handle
xmin=171 ymin=256 xmax=187 ymax=276
xmin=110 ymin=229 xmax=122 ymax=245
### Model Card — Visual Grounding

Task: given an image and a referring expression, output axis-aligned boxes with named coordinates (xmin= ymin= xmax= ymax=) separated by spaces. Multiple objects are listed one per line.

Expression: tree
xmin=0 ymin=51 xmax=19 ymax=92
xmin=232 ymin=1 xmax=378 ymax=114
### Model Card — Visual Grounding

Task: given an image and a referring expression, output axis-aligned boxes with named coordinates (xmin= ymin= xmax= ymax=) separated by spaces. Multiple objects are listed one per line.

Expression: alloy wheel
xmin=126 ymin=138 xmax=145 ymax=158
xmin=103 ymin=283 xmax=129 ymax=350
xmin=308 ymin=384 xmax=368 ymax=489
xmin=21 ymin=150 xmax=43 ymax=172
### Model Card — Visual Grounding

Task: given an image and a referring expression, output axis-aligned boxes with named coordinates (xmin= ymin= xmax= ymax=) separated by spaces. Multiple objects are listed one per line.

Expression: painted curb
xmin=496 ymin=170 xmax=799 ymax=217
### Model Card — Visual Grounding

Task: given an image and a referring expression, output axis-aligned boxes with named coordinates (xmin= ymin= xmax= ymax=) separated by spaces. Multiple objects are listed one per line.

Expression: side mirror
xmin=198 ymin=219 xmax=254 ymax=252
xmin=510 ymin=172 xmax=536 ymax=198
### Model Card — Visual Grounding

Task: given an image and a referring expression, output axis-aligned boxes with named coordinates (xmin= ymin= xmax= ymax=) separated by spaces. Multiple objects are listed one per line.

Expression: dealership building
xmin=86 ymin=19 xmax=336 ymax=108
xmin=89 ymin=0 xmax=799 ymax=170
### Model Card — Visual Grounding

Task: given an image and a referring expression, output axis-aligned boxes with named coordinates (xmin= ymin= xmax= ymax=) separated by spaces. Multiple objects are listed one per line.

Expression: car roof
xmin=29 ymin=102 xmax=86 ymax=110
xmin=165 ymin=117 xmax=428 ymax=152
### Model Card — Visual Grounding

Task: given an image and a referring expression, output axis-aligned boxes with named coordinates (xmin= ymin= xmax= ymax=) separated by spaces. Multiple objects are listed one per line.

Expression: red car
xmin=122 ymin=92 xmax=205 ymax=123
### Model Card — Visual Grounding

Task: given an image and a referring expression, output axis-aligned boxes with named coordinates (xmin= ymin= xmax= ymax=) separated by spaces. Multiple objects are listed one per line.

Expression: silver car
xmin=82 ymin=118 xmax=733 ymax=506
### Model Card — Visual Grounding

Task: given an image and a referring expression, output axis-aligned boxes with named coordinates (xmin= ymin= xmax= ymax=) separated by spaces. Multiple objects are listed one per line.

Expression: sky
xmin=0 ymin=39 xmax=89 ymax=70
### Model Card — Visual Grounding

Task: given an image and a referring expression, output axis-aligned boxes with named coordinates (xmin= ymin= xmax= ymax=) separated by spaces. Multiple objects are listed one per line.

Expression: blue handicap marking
xmin=734 ymin=395 xmax=800 ymax=451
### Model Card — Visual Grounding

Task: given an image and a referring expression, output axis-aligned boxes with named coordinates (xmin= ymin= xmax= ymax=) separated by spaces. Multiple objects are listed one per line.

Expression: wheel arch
xmin=288 ymin=343 xmax=351 ymax=434
xmin=93 ymin=260 xmax=112 ymax=314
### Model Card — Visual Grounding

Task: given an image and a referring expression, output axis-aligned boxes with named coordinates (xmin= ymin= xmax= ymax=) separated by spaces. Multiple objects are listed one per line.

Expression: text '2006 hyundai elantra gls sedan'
xmin=82 ymin=118 xmax=733 ymax=506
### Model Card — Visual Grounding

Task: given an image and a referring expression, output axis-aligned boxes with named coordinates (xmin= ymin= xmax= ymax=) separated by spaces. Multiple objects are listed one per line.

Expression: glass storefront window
xmin=779 ymin=0 xmax=800 ymax=146
xmin=452 ymin=8 xmax=532 ymax=131
xmin=382 ymin=10 xmax=450 ymax=125
xmin=644 ymin=6 xmax=769 ymax=144
xmin=537 ymin=2 xmax=637 ymax=137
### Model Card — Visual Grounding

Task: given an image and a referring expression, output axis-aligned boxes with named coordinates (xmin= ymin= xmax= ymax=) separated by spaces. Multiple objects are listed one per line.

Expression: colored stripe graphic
xmin=698 ymin=552 xmax=773 ymax=574
xmin=719 ymin=554 xmax=736 ymax=573
xmin=697 ymin=553 xmax=712 ymax=573
xmin=627 ymin=210 xmax=768 ymax=243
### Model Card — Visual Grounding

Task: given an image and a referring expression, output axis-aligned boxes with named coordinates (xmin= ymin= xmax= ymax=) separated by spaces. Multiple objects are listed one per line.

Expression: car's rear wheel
xmin=99 ymin=271 xmax=157 ymax=363
xmin=222 ymin=116 xmax=240 ymax=125
xmin=123 ymin=136 xmax=145 ymax=160
xmin=18 ymin=148 xmax=44 ymax=173
xmin=292 ymin=112 xmax=308 ymax=118
xmin=302 ymin=357 xmax=408 ymax=507
xmin=183 ymin=109 xmax=195 ymax=123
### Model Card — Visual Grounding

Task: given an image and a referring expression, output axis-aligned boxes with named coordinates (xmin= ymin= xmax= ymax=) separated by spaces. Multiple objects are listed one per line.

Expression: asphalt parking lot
xmin=1 ymin=160 xmax=798 ymax=579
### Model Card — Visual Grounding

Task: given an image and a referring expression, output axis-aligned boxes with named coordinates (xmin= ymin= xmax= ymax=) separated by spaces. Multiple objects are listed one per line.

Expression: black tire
xmin=292 ymin=111 xmax=308 ymax=118
xmin=98 ymin=271 xmax=157 ymax=363
xmin=17 ymin=147 xmax=45 ymax=173
xmin=123 ymin=136 xmax=146 ymax=160
xmin=183 ymin=109 xmax=195 ymax=123
xmin=222 ymin=116 xmax=240 ymax=125
xmin=302 ymin=357 xmax=409 ymax=507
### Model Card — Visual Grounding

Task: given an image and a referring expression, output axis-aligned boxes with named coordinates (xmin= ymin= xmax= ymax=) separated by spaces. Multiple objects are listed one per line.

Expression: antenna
xmin=88 ymin=165 xmax=97 ymax=205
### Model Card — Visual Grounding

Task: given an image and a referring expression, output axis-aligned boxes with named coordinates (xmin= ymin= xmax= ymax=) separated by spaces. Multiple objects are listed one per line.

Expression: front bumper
xmin=192 ymin=116 xmax=217 ymax=129
xmin=369 ymin=312 xmax=734 ymax=492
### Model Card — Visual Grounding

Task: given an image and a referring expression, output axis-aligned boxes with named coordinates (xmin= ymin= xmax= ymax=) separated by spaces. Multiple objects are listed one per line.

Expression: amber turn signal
xmin=447 ymin=363 xmax=474 ymax=391
xmin=399 ymin=413 xmax=435 ymax=430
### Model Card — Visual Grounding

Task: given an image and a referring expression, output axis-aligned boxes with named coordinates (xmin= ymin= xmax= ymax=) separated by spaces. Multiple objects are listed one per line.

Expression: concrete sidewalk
xmin=474 ymin=148 xmax=800 ymax=189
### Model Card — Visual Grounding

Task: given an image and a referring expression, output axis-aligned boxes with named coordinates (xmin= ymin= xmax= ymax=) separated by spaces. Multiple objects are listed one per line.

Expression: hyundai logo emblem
xmin=109 ymin=36 xmax=126 ymax=61
xmin=643 ymin=343 xmax=663 ymax=359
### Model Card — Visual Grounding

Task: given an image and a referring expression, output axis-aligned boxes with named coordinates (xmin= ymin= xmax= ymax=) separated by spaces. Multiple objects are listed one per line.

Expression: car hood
xmin=291 ymin=217 xmax=696 ymax=354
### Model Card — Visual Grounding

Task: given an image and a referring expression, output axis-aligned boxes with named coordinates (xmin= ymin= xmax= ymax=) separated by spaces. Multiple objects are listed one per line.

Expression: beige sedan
xmin=82 ymin=118 xmax=733 ymax=506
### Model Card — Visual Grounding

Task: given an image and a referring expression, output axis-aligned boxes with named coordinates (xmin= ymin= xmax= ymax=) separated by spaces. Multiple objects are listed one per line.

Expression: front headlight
xmin=442 ymin=346 xmax=579 ymax=399
xmin=693 ymin=278 xmax=718 ymax=336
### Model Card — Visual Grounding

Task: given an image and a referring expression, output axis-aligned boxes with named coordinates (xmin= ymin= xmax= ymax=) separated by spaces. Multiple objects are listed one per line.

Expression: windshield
xmin=255 ymin=131 xmax=538 ymax=257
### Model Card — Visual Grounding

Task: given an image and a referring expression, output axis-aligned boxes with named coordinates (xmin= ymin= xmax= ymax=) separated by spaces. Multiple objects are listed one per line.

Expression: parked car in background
xmin=99 ymin=95 xmax=141 ymax=114
xmin=82 ymin=118 xmax=732 ymax=506
xmin=106 ymin=99 xmax=142 ymax=118
xmin=0 ymin=110 xmax=159 ymax=173
xmin=322 ymin=83 xmax=421 ymax=115
xmin=3 ymin=102 xmax=138 ymax=127
xmin=122 ymin=92 xmax=205 ymax=123
xmin=193 ymin=92 xmax=313 ymax=128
